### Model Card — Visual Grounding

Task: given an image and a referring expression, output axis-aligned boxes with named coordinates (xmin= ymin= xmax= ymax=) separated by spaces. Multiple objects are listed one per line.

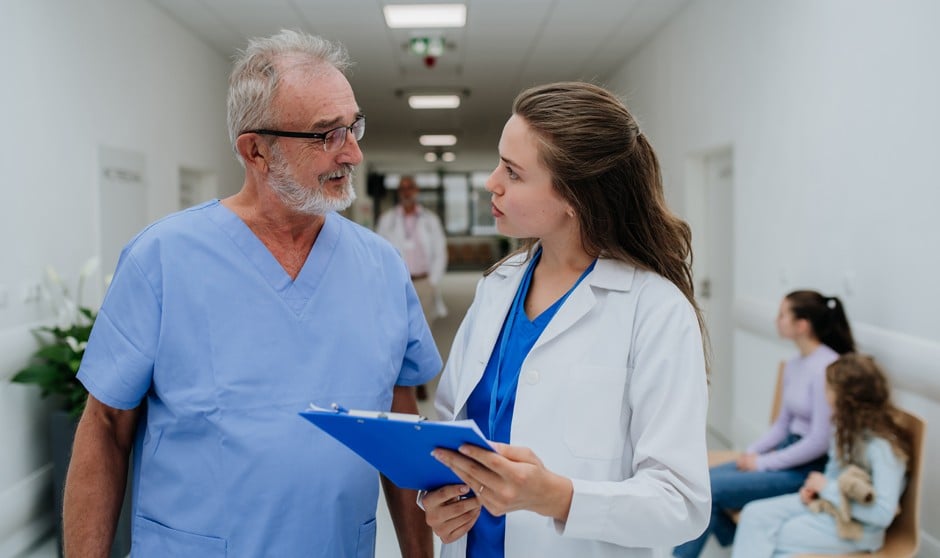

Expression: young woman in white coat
xmin=422 ymin=82 xmax=711 ymax=558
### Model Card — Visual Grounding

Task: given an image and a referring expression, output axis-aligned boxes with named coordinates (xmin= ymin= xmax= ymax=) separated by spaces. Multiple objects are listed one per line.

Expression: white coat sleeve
xmin=560 ymin=287 xmax=711 ymax=548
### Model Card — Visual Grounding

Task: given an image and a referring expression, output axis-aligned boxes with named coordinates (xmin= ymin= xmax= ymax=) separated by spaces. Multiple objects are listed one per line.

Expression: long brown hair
xmin=488 ymin=82 xmax=706 ymax=354
xmin=827 ymin=354 xmax=911 ymax=468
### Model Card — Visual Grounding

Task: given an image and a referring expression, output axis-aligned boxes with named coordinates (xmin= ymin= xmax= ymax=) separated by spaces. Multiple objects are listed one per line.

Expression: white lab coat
xmin=435 ymin=253 xmax=711 ymax=558
xmin=376 ymin=205 xmax=448 ymax=317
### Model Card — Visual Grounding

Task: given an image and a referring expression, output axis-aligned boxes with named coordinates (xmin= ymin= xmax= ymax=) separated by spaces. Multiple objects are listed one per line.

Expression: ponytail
xmin=786 ymin=290 xmax=856 ymax=354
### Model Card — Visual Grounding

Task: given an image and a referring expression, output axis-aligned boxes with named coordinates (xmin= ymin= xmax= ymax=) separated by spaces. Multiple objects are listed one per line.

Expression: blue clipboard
xmin=299 ymin=404 xmax=494 ymax=491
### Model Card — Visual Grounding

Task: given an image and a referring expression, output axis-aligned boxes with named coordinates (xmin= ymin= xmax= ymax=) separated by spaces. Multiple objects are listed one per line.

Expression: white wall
xmin=0 ymin=0 xmax=240 ymax=554
xmin=608 ymin=0 xmax=940 ymax=554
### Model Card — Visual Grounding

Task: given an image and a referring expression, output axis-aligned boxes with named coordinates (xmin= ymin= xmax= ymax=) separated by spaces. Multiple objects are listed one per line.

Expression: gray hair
xmin=226 ymin=29 xmax=352 ymax=163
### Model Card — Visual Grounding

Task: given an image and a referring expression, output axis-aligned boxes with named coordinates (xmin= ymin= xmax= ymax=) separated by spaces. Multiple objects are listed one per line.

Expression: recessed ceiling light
xmin=408 ymin=95 xmax=461 ymax=109
xmin=441 ymin=152 xmax=456 ymax=162
xmin=424 ymin=152 xmax=438 ymax=162
xmin=383 ymin=4 xmax=467 ymax=28
xmin=419 ymin=134 xmax=457 ymax=147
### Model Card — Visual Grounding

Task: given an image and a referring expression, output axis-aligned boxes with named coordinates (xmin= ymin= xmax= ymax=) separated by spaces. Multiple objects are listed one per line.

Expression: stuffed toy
xmin=807 ymin=464 xmax=874 ymax=540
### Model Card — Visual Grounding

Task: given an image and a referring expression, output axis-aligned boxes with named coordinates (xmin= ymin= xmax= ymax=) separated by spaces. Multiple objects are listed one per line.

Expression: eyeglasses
xmin=245 ymin=116 xmax=365 ymax=152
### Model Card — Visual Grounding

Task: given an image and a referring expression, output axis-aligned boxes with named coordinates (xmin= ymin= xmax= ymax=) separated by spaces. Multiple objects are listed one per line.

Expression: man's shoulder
xmin=125 ymin=200 xmax=220 ymax=252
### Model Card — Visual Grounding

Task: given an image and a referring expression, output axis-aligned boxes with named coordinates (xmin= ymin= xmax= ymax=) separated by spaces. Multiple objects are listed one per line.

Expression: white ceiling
xmin=146 ymin=0 xmax=691 ymax=173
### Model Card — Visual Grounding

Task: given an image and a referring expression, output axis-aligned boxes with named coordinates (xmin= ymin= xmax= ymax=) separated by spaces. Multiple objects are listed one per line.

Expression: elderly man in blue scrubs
xmin=63 ymin=30 xmax=442 ymax=557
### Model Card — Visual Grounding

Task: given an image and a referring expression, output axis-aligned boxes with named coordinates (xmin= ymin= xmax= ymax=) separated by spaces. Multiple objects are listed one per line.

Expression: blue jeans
xmin=673 ymin=436 xmax=827 ymax=558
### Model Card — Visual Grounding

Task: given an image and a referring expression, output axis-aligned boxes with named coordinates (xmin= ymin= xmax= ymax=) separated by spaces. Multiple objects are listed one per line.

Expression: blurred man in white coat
xmin=377 ymin=175 xmax=448 ymax=398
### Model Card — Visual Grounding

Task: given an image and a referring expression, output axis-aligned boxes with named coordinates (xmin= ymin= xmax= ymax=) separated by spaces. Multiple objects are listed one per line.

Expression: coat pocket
xmin=563 ymin=365 xmax=628 ymax=460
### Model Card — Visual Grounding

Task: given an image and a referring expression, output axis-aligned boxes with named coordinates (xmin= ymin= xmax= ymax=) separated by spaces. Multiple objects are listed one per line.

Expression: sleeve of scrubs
xmin=397 ymin=256 xmax=443 ymax=387
xmin=77 ymin=250 xmax=160 ymax=410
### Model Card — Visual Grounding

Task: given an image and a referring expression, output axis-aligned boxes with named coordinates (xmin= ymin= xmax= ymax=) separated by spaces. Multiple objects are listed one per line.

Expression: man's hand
xmin=422 ymin=484 xmax=482 ymax=543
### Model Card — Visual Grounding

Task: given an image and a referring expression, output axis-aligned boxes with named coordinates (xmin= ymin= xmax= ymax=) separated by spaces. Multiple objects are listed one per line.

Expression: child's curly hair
xmin=826 ymin=354 xmax=911 ymax=468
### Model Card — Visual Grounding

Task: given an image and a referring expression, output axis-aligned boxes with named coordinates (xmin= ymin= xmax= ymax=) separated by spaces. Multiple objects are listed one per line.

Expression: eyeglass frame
xmin=242 ymin=115 xmax=365 ymax=152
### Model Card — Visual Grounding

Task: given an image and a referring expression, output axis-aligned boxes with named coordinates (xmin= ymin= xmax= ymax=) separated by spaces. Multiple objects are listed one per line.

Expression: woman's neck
xmin=524 ymin=240 xmax=593 ymax=320
xmin=535 ymin=239 xmax=594 ymax=276
xmin=795 ymin=337 xmax=822 ymax=357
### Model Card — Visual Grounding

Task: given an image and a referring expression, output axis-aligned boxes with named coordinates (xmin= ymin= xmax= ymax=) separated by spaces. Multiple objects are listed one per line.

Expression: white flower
xmin=40 ymin=258 xmax=100 ymax=329
xmin=65 ymin=336 xmax=83 ymax=354
xmin=45 ymin=266 xmax=64 ymax=287
xmin=79 ymin=257 xmax=99 ymax=279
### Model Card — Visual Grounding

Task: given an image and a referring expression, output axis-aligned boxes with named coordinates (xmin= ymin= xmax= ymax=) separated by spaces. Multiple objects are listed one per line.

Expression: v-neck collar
xmin=207 ymin=201 xmax=341 ymax=316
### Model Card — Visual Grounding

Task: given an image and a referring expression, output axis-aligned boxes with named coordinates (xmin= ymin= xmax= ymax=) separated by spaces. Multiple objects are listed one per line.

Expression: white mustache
xmin=320 ymin=164 xmax=355 ymax=185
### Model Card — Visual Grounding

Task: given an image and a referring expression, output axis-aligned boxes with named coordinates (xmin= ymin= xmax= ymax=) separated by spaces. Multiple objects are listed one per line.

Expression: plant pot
xmin=50 ymin=410 xmax=132 ymax=558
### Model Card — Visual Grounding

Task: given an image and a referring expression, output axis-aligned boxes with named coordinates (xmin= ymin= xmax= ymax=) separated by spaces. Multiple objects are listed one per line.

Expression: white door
xmin=687 ymin=148 xmax=735 ymax=444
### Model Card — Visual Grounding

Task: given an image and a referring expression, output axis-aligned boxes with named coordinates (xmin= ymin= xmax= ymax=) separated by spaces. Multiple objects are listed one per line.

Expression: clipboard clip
xmin=312 ymin=402 xmax=428 ymax=422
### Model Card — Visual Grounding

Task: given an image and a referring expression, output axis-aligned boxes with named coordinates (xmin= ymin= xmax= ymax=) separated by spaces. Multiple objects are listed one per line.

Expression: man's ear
xmin=236 ymin=133 xmax=271 ymax=173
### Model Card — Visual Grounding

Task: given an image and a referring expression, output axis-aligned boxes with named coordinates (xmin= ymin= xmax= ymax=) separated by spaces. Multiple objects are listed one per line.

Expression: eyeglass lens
xmin=325 ymin=118 xmax=366 ymax=152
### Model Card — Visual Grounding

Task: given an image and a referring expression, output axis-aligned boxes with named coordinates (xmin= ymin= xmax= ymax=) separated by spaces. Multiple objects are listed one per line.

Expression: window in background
xmin=470 ymin=171 xmax=496 ymax=235
xmin=443 ymin=174 xmax=469 ymax=233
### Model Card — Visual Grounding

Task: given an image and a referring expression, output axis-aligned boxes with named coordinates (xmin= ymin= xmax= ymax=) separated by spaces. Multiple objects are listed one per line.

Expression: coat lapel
xmin=453 ymin=260 xmax=526 ymax=412
xmin=451 ymin=257 xmax=635 ymax=413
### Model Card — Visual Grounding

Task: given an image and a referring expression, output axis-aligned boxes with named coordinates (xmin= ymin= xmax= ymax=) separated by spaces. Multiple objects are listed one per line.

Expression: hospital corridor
xmin=3 ymin=1 xmax=940 ymax=557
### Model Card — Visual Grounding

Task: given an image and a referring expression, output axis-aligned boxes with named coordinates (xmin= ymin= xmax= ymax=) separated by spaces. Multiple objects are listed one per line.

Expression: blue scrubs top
xmin=78 ymin=200 xmax=441 ymax=557
xmin=465 ymin=251 xmax=595 ymax=558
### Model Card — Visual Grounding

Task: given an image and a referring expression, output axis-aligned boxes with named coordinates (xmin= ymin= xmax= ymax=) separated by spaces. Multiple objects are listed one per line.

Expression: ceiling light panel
xmin=408 ymin=95 xmax=461 ymax=109
xmin=419 ymin=134 xmax=458 ymax=146
xmin=384 ymin=4 xmax=467 ymax=28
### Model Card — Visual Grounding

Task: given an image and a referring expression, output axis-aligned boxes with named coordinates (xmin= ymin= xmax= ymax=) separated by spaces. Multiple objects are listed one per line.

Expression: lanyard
xmin=486 ymin=253 xmax=596 ymax=438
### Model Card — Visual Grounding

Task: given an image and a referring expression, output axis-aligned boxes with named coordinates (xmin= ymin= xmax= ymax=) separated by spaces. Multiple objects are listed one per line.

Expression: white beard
xmin=268 ymin=151 xmax=356 ymax=216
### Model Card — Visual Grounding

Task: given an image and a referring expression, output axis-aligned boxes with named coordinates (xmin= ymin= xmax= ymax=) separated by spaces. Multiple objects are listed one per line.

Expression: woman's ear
xmin=236 ymin=133 xmax=271 ymax=173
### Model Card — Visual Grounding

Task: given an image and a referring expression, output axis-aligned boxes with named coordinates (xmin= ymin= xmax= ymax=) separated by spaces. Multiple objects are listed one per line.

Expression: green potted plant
xmin=12 ymin=306 xmax=95 ymax=418
xmin=11 ymin=260 xmax=130 ymax=558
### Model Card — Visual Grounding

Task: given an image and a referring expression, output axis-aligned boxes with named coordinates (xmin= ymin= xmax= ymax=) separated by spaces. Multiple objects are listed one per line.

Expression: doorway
xmin=686 ymin=147 xmax=735 ymax=445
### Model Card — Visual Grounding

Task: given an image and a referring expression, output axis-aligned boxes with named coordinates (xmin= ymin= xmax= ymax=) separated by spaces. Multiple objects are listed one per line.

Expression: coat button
xmin=524 ymin=370 xmax=540 ymax=384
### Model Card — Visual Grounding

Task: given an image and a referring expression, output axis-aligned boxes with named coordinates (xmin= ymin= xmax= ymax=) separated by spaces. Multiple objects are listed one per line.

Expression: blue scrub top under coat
xmin=466 ymin=250 xmax=596 ymax=558
xmin=78 ymin=200 xmax=441 ymax=557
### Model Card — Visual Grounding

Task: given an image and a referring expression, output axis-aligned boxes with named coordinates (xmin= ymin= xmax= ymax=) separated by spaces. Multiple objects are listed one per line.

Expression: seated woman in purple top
xmin=674 ymin=290 xmax=856 ymax=558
